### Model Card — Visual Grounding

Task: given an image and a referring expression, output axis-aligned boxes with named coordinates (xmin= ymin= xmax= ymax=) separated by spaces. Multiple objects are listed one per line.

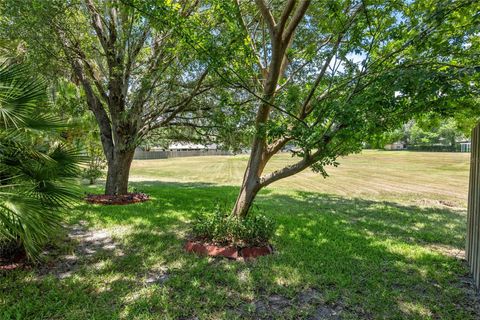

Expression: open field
xmin=1 ymin=151 xmax=477 ymax=319
xmin=130 ymin=150 xmax=471 ymax=207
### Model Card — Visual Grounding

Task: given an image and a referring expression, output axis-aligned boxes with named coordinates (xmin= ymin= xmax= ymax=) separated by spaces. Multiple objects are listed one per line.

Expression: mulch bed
xmin=85 ymin=192 xmax=149 ymax=205
xmin=184 ymin=240 xmax=273 ymax=260
xmin=0 ymin=249 xmax=28 ymax=271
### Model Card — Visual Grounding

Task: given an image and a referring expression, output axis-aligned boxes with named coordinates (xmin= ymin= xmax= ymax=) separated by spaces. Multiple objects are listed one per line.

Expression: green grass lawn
xmin=130 ymin=150 xmax=470 ymax=207
xmin=1 ymin=151 xmax=477 ymax=319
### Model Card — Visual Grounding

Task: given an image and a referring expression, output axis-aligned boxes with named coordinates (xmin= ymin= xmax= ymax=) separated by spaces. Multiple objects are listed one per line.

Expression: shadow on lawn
xmin=4 ymin=181 xmax=478 ymax=319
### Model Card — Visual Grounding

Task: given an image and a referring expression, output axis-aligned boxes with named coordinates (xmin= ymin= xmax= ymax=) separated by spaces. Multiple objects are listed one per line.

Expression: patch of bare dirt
xmin=458 ymin=272 xmax=480 ymax=318
xmin=415 ymin=198 xmax=464 ymax=209
xmin=438 ymin=200 xmax=457 ymax=208
xmin=37 ymin=221 xmax=123 ymax=278
xmin=144 ymin=268 xmax=170 ymax=286
xmin=237 ymin=289 xmax=344 ymax=319
xmin=427 ymin=244 xmax=465 ymax=259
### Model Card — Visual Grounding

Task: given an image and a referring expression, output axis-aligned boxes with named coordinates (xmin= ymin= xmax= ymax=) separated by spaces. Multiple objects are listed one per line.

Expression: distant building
xmin=133 ymin=143 xmax=229 ymax=160
xmin=384 ymin=142 xmax=406 ymax=150
xmin=168 ymin=143 xmax=218 ymax=151
xmin=281 ymin=144 xmax=300 ymax=152
xmin=142 ymin=143 xmax=218 ymax=152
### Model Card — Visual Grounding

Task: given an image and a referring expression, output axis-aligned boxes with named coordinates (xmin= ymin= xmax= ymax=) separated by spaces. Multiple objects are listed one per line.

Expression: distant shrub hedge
xmin=407 ymin=145 xmax=460 ymax=152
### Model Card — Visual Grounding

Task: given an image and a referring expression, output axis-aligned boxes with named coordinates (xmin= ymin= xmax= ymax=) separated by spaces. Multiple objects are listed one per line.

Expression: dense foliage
xmin=51 ymin=80 xmax=107 ymax=185
xmin=0 ymin=62 xmax=82 ymax=259
xmin=369 ymin=118 xmax=469 ymax=150
xmin=0 ymin=0 xmax=216 ymax=195
xmin=81 ymin=141 xmax=106 ymax=185
xmin=199 ymin=0 xmax=480 ymax=217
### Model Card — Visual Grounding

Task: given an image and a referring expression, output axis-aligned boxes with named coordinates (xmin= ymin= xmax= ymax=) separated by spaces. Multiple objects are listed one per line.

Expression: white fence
xmin=133 ymin=149 xmax=231 ymax=160
xmin=461 ymin=142 xmax=472 ymax=153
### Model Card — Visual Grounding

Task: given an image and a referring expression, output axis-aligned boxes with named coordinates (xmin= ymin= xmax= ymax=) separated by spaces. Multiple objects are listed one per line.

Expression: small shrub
xmin=82 ymin=166 xmax=104 ymax=185
xmin=192 ymin=204 xmax=275 ymax=247
xmin=81 ymin=142 xmax=106 ymax=184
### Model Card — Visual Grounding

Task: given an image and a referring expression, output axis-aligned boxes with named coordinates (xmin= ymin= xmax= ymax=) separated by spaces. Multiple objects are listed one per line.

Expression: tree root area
xmin=85 ymin=192 xmax=149 ymax=205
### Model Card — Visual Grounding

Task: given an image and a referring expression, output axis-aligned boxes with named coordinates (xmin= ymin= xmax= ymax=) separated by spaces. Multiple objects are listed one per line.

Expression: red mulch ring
xmin=184 ymin=240 xmax=273 ymax=260
xmin=0 ymin=250 xmax=28 ymax=271
xmin=85 ymin=192 xmax=149 ymax=205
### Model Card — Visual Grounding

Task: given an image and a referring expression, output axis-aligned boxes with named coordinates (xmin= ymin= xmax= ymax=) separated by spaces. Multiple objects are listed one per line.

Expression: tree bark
xmin=231 ymin=132 xmax=269 ymax=217
xmin=104 ymin=148 xmax=135 ymax=195
xmin=231 ymin=163 xmax=261 ymax=217
xmin=231 ymin=181 xmax=260 ymax=217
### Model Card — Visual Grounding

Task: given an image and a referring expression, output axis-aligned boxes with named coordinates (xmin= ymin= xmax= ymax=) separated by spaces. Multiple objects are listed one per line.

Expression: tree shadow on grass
xmin=2 ymin=181 xmax=478 ymax=319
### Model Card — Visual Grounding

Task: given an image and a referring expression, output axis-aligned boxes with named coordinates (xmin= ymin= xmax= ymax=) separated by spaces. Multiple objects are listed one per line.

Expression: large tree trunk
xmin=104 ymin=148 xmax=135 ymax=195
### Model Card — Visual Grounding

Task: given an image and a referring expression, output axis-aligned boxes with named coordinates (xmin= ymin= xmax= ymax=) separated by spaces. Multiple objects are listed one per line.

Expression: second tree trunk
xmin=105 ymin=149 xmax=135 ymax=195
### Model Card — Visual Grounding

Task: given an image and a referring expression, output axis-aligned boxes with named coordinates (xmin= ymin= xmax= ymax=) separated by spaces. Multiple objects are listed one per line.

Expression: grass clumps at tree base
xmin=191 ymin=205 xmax=276 ymax=249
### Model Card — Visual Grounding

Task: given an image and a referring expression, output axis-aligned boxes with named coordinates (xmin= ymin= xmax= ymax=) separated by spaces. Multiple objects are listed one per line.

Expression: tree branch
xmin=234 ymin=0 xmax=266 ymax=72
xmin=282 ymin=0 xmax=310 ymax=44
xmin=140 ymin=69 xmax=210 ymax=134
xmin=277 ymin=0 xmax=297 ymax=34
xmin=68 ymin=56 xmax=115 ymax=162
xmin=254 ymin=0 xmax=276 ymax=37
xmin=259 ymin=125 xmax=343 ymax=187
xmin=84 ymin=0 xmax=110 ymax=56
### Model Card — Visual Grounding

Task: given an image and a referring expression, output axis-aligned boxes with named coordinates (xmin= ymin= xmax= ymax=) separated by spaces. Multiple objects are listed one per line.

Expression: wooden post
xmin=466 ymin=123 xmax=480 ymax=289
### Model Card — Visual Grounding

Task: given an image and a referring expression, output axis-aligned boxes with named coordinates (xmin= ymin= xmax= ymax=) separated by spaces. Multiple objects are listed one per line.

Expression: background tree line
xmin=368 ymin=116 xmax=475 ymax=151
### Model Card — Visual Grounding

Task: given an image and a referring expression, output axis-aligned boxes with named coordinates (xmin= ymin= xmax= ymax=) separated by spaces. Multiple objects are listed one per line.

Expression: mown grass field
xmin=131 ymin=150 xmax=470 ymax=207
xmin=1 ymin=151 xmax=477 ymax=319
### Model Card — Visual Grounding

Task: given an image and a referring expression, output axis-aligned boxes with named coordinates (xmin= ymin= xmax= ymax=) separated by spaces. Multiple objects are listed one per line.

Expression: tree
xmin=1 ymin=0 xmax=212 ymax=195
xmin=372 ymin=118 xmax=469 ymax=149
xmin=410 ymin=119 xmax=462 ymax=147
xmin=0 ymin=62 xmax=82 ymax=259
xmin=221 ymin=0 xmax=479 ymax=217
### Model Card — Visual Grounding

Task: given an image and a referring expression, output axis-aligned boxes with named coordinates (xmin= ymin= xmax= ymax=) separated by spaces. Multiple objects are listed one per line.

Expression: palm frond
xmin=0 ymin=62 xmax=82 ymax=260
xmin=0 ymin=62 xmax=47 ymax=130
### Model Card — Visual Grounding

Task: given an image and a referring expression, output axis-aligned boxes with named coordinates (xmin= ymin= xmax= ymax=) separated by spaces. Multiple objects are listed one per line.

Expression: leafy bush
xmin=192 ymin=205 xmax=275 ymax=247
xmin=80 ymin=126 xmax=106 ymax=185
xmin=82 ymin=166 xmax=104 ymax=185
xmin=81 ymin=143 xmax=106 ymax=184
xmin=407 ymin=144 xmax=459 ymax=152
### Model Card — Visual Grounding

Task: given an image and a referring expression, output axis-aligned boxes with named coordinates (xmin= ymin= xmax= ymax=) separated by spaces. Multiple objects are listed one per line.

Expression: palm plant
xmin=0 ymin=61 xmax=83 ymax=260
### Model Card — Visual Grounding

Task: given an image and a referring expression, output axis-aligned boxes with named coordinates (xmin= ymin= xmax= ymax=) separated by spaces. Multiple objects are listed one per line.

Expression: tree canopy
xmin=202 ymin=0 xmax=480 ymax=216
xmin=0 ymin=0 xmax=215 ymax=194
